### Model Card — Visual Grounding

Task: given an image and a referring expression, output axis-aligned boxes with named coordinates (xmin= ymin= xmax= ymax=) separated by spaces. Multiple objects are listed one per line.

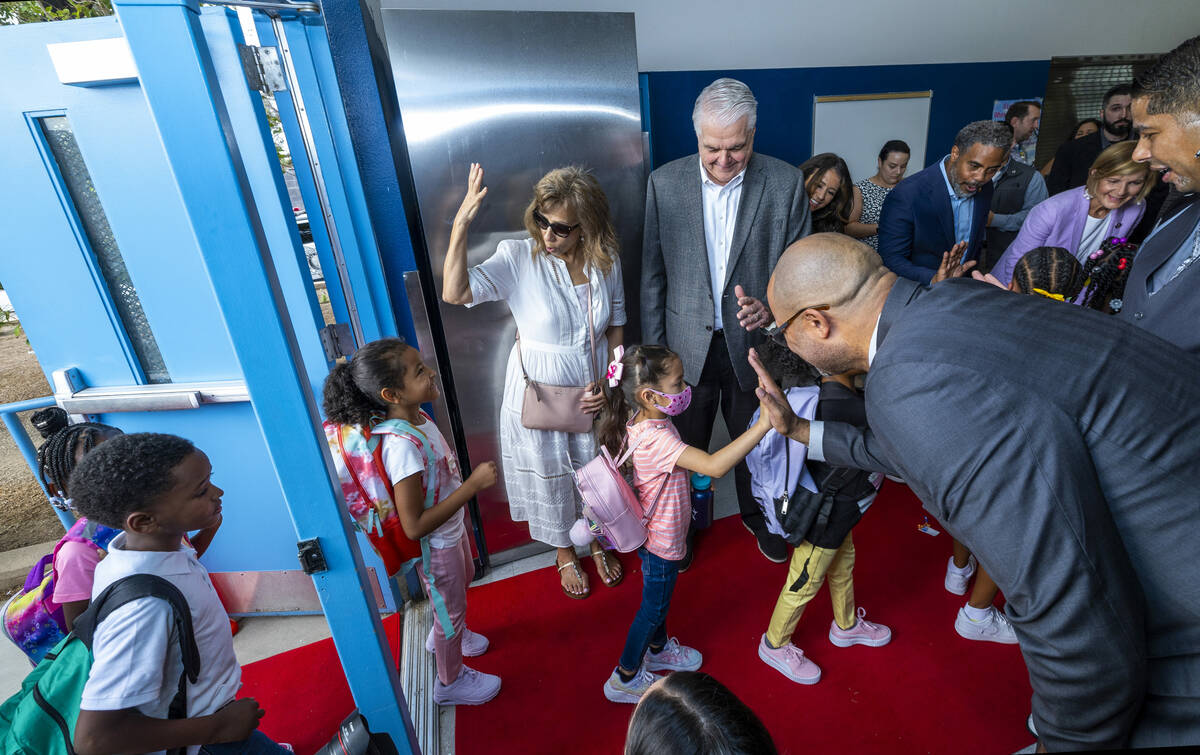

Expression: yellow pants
xmin=765 ymin=533 xmax=856 ymax=648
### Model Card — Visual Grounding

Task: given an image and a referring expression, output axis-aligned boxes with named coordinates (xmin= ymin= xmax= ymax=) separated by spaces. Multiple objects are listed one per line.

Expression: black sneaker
xmin=678 ymin=528 xmax=696 ymax=573
xmin=743 ymin=519 xmax=788 ymax=563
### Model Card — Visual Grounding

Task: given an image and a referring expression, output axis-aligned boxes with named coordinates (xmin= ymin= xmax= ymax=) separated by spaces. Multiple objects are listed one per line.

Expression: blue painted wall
xmin=643 ymin=60 xmax=1051 ymax=171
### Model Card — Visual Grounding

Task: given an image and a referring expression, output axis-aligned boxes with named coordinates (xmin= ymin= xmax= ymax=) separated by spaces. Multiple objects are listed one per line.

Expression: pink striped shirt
xmin=627 ymin=418 xmax=691 ymax=561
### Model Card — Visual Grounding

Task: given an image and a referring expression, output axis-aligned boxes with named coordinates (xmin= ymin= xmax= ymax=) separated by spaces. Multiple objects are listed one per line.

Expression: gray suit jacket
xmin=824 ymin=278 xmax=1200 ymax=750
xmin=1118 ymin=193 xmax=1200 ymax=354
xmin=641 ymin=152 xmax=810 ymax=390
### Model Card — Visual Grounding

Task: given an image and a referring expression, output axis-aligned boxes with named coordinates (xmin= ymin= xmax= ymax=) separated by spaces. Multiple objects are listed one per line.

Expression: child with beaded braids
xmin=1079 ymin=237 xmax=1138 ymax=312
xmin=594 ymin=344 xmax=772 ymax=704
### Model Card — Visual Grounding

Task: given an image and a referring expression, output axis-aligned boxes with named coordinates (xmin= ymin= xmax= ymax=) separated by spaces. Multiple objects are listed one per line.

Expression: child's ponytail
xmin=322 ymin=337 xmax=412 ymax=426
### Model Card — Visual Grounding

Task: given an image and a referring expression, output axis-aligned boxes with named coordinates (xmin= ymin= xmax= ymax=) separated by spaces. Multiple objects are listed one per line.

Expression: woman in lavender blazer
xmin=993 ymin=141 xmax=1154 ymax=285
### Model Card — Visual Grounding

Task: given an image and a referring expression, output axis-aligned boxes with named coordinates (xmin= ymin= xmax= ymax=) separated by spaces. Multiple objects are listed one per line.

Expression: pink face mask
xmin=647 ymin=385 xmax=692 ymax=416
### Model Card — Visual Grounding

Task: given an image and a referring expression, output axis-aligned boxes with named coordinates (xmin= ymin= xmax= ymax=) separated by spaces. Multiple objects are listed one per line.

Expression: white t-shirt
xmin=382 ymin=417 xmax=466 ymax=549
xmin=1076 ymin=213 xmax=1111 ymax=263
xmin=80 ymin=533 xmax=241 ymax=755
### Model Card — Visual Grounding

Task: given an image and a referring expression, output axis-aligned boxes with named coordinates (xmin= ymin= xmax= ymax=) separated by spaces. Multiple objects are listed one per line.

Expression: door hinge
xmin=319 ymin=322 xmax=355 ymax=362
xmin=237 ymin=44 xmax=287 ymax=94
xmin=297 ymin=538 xmax=328 ymax=575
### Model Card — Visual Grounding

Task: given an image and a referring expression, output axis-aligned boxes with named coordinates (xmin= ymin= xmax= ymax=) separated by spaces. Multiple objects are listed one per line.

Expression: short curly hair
xmin=69 ymin=433 xmax=197 ymax=529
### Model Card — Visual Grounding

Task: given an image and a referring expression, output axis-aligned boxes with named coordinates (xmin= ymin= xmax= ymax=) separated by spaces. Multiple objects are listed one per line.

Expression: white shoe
xmin=433 ymin=665 xmax=501 ymax=706
xmin=643 ymin=637 xmax=702 ymax=672
xmin=426 ymin=626 xmax=489 ymax=657
xmin=955 ymin=605 xmax=1018 ymax=644
xmin=1027 ymin=713 xmax=1038 ymax=737
xmin=603 ymin=666 xmax=658 ymax=704
xmin=944 ymin=555 xmax=976 ymax=596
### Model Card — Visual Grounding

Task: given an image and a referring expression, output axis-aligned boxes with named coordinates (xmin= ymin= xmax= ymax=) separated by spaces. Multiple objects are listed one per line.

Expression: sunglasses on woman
xmin=532 ymin=209 xmax=580 ymax=239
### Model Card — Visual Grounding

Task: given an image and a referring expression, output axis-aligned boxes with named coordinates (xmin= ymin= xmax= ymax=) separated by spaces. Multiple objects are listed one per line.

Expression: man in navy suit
xmin=877 ymin=121 xmax=1010 ymax=284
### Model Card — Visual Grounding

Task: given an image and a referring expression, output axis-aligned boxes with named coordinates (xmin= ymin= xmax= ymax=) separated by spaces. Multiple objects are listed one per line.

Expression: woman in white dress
xmin=443 ymin=163 xmax=625 ymax=599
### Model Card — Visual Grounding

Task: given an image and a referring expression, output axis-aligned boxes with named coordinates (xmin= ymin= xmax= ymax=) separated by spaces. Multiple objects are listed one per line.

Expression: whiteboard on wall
xmin=812 ymin=92 xmax=931 ymax=186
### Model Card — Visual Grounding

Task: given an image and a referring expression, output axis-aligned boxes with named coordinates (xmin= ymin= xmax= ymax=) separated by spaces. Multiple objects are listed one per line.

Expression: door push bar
xmin=52 ymin=367 xmax=250 ymax=416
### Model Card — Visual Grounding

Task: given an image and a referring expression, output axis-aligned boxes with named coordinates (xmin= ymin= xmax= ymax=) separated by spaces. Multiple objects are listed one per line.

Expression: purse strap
xmin=516 ymin=270 xmax=598 ymax=384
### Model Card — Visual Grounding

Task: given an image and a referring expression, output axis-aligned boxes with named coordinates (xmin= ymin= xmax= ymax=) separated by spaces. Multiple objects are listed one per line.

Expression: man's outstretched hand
xmin=930 ymin=241 xmax=976 ymax=284
xmin=748 ymin=347 xmax=810 ymax=444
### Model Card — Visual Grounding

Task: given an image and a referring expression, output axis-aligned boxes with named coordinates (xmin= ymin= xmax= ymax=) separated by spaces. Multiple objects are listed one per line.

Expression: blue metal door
xmin=0 ymin=11 xmax=363 ymax=610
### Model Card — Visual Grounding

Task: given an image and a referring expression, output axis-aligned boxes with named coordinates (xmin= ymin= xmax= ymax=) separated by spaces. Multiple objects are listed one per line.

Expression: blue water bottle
xmin=690 ymin=473 xmax=714 ymax=530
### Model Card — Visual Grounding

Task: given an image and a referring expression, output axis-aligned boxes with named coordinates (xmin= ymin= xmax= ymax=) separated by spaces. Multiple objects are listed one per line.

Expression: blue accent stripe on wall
xmin=644 ymin=60 xmax=1050 ymax=171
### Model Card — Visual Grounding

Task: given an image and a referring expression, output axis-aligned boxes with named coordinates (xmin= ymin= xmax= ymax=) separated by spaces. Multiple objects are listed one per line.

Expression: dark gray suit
xmin=641 ymin=152 xmax=810 ymax=390
xmin=1118 ymin=193 xmax=1200 ymax=354
xmin=822 ymin=278 xmax=1200 ymax=750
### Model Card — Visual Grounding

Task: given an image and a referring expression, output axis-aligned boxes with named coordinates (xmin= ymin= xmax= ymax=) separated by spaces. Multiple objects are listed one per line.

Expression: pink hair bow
xmin=606 ymin=345 xmax=625 ymax=387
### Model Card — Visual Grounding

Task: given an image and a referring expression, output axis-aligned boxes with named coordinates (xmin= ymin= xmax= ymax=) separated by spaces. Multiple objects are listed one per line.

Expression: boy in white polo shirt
xmin=69 ymin=433 xmax=287 ymax=755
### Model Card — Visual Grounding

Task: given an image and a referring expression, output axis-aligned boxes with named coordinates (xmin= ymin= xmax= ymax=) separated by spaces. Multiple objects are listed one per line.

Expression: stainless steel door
xmin=380 ymin=9 xmax=645 ymax=557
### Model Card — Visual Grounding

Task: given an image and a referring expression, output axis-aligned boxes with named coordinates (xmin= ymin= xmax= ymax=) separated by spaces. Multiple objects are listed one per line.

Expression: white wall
xmin=378 ymin=0 xmax=1200 ymax=72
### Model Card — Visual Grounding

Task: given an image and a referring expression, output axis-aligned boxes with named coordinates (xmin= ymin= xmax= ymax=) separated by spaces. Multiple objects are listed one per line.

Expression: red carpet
xmin=240 ymin=482 xmax=1035 ymax=754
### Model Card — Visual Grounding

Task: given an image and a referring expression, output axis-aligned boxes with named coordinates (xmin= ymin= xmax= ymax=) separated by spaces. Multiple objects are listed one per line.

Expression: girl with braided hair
xmin=951 ymin=250 xmax=1089 ymax=646
xmin=33 ymin=409 xmax=221 ymax=628
xmin=1009 ymin=246 xmax=1087 ymax=301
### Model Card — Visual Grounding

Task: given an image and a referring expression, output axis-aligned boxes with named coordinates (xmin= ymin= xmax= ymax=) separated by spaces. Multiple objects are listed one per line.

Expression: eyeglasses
xmin=532 ymin=209 xmax=580 ymax=239
xmin=763 ymin=304 xmax=830 ymax=346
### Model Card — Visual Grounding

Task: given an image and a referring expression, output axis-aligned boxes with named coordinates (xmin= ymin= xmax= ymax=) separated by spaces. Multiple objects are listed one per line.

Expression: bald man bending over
xmin=751 ymin=233 xmax=1200 ymax=751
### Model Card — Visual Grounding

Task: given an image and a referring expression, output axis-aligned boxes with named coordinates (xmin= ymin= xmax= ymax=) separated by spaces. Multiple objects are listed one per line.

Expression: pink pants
xmin=417 ymin=533 xmax=473 ymax=685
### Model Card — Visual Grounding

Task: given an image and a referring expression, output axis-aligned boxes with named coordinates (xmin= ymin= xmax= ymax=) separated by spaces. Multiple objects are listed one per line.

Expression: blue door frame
xmin=110 ymin=0 xmax=417 ymax=746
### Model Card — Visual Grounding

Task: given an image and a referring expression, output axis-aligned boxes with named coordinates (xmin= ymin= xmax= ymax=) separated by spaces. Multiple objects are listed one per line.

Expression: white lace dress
xmin=468 ymin=238 xmax=626 ymax=547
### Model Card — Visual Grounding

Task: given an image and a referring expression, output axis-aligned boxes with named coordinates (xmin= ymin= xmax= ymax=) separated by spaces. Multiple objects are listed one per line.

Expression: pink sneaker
xmin=757 ymin=634 xmax=821 ymax=684
xmin=433 ymin=665 xmax=501 ymax=706
xmin=426 ymin=626 xmax=489 ymax=657
xmin=643 ymin=637 xmax=702 ymax=672
xmin=828 ymin=607 xmax=892 ymax=647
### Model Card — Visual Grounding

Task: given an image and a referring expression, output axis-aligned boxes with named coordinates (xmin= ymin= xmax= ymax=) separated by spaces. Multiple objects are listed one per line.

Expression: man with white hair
xmin=642 ymin=77 xmax=810 ymax=566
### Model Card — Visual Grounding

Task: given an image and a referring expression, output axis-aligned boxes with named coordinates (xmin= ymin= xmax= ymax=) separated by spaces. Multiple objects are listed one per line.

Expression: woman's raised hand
xmin=454 ymin=162 xmax=489 ymax=228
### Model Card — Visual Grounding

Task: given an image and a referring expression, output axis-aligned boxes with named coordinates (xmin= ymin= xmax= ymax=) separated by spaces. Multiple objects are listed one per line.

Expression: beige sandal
xmin=557 ymin=557 xmax=590 ymax=599
xmin=590 ymin=548 xmax=624 ymax=587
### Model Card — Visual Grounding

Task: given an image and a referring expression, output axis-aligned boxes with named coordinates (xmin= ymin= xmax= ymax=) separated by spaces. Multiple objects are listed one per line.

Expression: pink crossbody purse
xmin=517 ymin=282 xmax=597 ymax=434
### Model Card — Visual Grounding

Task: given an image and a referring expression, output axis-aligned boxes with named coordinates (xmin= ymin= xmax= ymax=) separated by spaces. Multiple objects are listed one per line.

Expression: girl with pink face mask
xmin=594 ymin=344 xmax=772 ymax=704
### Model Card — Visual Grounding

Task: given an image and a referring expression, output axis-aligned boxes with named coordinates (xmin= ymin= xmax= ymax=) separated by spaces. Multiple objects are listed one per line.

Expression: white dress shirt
xmin=700 ymin=159 xmax=746 ymax=330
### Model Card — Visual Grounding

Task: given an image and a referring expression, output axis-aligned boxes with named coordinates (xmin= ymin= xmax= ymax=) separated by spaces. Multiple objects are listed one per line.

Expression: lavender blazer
xmin=993 ymin=186 xmax=1146 ymax=285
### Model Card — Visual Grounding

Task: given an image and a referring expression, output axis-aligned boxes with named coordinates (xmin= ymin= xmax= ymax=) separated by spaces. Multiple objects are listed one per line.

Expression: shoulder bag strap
xmin=639 ymin=472 xmax=673 ymax=526
xmin=586 ymin=279 xmax=597 ymax=382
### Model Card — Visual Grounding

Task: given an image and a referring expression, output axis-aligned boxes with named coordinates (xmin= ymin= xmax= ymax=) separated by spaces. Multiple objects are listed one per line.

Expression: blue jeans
xmin=200 ymin=729 xmax=290 ymax=754
xmin=618 ymin=548 xmax=680 ymax=672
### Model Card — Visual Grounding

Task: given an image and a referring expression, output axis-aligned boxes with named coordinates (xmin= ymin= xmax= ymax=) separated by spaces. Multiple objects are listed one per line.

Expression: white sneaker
xmin=643 ymin=637 xmax=702 ymax=672
xmin=433 ymin=665 xmax=501 ymax=705
xmin=603 ymin=666 xmax=658 ymax=704
xmin=955 ymin=605 xmax=1018 ymax=644
xmin=426 ymin=626 xmax=489 ymax=657
xmin=944 ymin=555 xmax=977 ymax=596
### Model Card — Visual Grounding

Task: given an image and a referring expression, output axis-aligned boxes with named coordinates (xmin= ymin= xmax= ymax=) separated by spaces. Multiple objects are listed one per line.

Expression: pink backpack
xmin=574 ymin=438 xmax=669 ymax=553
